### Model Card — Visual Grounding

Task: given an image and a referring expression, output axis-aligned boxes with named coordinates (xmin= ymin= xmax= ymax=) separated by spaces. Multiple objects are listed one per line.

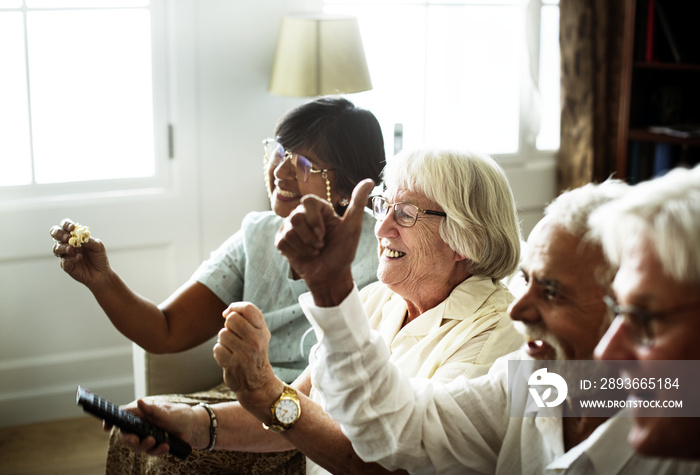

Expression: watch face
xmin=275 ymin=398 xmax=299 ymax=425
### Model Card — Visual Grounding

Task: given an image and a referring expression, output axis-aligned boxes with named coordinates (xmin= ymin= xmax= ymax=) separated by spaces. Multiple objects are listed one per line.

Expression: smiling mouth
xmin=527 ymin=339 xmax=546 ymax=350
xmin=276 ymin=188 xmax=301 ymax=199
xmin=524 ymin=339 xmax=554 ymax=358
xmin=383 ymin=248 xmax=406 ymax=259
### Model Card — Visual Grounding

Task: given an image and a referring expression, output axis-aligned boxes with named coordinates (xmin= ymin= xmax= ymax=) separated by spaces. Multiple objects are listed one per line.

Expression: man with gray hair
xmin=261 ymin=176 xmax=700 ymax=473
xmin=593 ymin=165 xmax=700 ymax=460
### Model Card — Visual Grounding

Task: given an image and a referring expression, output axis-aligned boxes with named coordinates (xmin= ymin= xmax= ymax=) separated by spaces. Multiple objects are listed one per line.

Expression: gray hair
xmin=590 ymin=165 xmax=700 ymax=285
xmin=544 ymin=179 xmax=630 ymax=294
xmin=382 ymin=148 xmax=521 ymax=280
xmin=545 ymin=179 xmax=630 ymax=238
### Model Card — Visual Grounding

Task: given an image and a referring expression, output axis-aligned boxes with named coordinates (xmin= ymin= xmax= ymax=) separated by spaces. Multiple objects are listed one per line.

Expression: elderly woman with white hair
xmin=118 ymin=148 xmax=524 ymax=475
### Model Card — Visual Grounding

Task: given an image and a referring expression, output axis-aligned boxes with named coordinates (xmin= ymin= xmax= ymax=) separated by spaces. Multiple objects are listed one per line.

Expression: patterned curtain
xmin=558 ymin=0 xmax=627 ymax=192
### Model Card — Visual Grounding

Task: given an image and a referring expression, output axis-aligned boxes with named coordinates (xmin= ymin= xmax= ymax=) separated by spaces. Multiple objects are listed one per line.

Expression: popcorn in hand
xmin=69 ymin=224 xmax=91 ymax=247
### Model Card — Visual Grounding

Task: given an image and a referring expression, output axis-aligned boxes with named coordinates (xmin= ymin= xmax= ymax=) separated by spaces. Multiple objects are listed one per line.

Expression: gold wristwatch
xmin=262 ymin=385 xmax=301 ymax=433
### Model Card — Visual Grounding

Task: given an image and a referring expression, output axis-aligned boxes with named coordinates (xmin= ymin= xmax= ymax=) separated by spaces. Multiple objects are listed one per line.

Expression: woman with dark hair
xmin=271 ymin=96 xmax=385 ymax=211
xmin=49 ymin=97 xmax=385 ymax=473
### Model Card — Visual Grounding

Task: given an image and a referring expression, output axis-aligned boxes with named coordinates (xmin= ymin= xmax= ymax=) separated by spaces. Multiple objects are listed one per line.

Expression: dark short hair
xmin=274 ymin=97 xmax=385 ymax=197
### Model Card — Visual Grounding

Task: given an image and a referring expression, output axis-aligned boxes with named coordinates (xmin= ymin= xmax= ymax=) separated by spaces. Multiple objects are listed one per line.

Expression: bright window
xmin=324 ymin=0 xmax=560 ymax=159
xmin=0 ymin=0 xmax=166 ymax=195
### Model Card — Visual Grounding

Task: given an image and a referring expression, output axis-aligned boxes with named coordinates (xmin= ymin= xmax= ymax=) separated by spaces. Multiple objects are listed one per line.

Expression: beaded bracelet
xmin=197 ymin=403 xmax=218 ymax=451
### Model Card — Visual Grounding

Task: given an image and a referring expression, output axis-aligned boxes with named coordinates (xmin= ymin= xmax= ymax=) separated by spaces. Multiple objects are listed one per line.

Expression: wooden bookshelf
xmin=633 ymin=61 xmax=700 ymax=72
xmin=616 ymin=0 xmax=700 ymax=183
xmin=628 ymin=129 xmax=700 ymax=147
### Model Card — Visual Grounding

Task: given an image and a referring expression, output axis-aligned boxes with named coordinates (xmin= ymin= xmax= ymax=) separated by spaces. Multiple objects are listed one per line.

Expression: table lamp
xmin=269 ymin=14 xmax=372 ymax=97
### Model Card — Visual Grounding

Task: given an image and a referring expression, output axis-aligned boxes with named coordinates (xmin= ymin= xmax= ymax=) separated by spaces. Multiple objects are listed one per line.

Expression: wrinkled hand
xmin=105 ymin=399 xmax=209 ymax=454
xmin=275 ymin=179 xmax=374 ymax=303
xmin=49 ymin=218 xmax=109 ymax=286
xmin=213 ymin=302 xmax=281 ymax=414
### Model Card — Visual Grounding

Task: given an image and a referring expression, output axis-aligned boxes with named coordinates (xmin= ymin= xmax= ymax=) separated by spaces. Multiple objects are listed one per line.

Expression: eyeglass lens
xmin=264 ymin=140 xmax=283 ymax=165
xmin=264 ymin=140 xmax=313 ymax=182
xmin=604 ymin=296 xmax=653 ymax=346
xmin=372 ymin=197 xmax=419 ymax=227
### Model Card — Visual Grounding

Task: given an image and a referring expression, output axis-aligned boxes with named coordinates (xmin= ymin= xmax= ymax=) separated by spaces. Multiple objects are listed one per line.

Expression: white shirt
xmin=362 ymin=276 xmax=523 ymax=381
xmin=306 ymin=277 xmax=523 ymax=475
xmin=302 ymin=286 xmax=700 ymax=474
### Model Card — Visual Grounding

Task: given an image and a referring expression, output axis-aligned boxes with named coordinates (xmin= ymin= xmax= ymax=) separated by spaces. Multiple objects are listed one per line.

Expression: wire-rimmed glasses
xmin=603 ymin=295 xmax=700 ymax=347
xmin=262 ymin=138 xmax=335 ymax=204
xmin=371 ymin=195 xmax=447 ymax=228
xmin=262 ymin=138 xmax=335 ymax=183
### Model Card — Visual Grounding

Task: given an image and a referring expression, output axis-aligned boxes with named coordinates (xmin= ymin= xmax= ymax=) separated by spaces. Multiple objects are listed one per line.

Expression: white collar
xmin=545 ymin=410 xmax=634 ymax=474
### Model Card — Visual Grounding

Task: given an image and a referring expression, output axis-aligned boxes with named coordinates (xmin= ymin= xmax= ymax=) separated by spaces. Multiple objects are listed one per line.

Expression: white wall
xmin=505 ymin=159 xmax=556 ymax=240
xmin=0 ymin=0 xmax=552 ymax=428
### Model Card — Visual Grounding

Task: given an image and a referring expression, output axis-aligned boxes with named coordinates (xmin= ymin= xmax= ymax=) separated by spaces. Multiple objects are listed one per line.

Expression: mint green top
xmin=193 ymin=209 xmax=379 ymax=383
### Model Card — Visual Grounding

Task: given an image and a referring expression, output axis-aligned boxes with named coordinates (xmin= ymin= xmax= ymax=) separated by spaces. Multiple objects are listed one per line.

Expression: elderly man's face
xmin=595 ymin=237 xmax=700 ymax=459
xmin=374 ymin=188 xmax=463 ymax=306
xmin=509 ymin=218 xmax=610 ymax=360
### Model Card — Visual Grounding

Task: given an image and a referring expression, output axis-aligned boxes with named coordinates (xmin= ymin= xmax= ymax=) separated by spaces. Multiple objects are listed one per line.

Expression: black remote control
xmin=76 ymin=386 xmax=192 ymax=460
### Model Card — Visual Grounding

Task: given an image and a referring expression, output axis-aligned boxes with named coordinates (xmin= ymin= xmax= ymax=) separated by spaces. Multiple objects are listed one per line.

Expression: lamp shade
xmin=269 ymin=14 xmax=372 ymax=97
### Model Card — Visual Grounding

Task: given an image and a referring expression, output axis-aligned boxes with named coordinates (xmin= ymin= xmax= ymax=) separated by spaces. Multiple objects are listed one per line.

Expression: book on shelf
xmin=645 ymin=0 xmax=656 ymax=61
xmin=627 ymin=141 xmax=655 ymax=184
xmin=634 ymin=0 xmax=649 ymax=60
xmin=628 ymin=141 xmax=641 ymax=184
xmin=635 ymin=0 xmax=700 ymax=64
xmin=654 ymin=0 xmax=682 ymax=62
xmin=627 ymin=141 xmax=700 ymax=184
xmin=648 ymin=124 xmax=700 ymax=138
xmin=653 ymin=142 xmax=678 ymax=177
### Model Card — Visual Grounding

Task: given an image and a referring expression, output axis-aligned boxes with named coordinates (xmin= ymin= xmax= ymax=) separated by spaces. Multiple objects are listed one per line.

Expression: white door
xmin=0 ymin=0 xmax=200 ymax=427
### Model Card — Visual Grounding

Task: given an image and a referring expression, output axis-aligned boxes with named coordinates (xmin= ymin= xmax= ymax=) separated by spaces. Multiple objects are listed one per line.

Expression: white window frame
xmin=0 ymin=0 xmax=170 ymax=207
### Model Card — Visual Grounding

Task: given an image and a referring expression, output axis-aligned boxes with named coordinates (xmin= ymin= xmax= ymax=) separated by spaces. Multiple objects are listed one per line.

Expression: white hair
xmin=382 ymin=148 xmax=522 ymax=280
xmin=540 ymin=179 xmax=630 ymax=291
xmin=590 ymin=165 xmax=700 ymax=285
xmin=545 ymin=179 xmax=630 ymax=238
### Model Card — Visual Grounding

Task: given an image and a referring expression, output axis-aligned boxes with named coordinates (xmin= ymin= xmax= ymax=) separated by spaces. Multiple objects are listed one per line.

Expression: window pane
xmin=27 ymin=9 xmax=156 ymax=184
xmin=536 ymin=3 xmax=560 ymax=150
xmin=424 ymin=6 xmax=521 ymax=154
xmin=27 ymin=0 xmax=149 ymax=7
xmin=432 ymin=0 xmax=526 ymax=4
xmin=328 ymin=2 xmax=559 ymax=158
xmin=326 ymin=0 xmax=423 ymax=4
xmin=0 ymin=12 xmax=32 ymax=186
xmin=325 ymin=4 xmax=427 ymax=154
xmin=0 ymin=1 xmax=22 ymax=8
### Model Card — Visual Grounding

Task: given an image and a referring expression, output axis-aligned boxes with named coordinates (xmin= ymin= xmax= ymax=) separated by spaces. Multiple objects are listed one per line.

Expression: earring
xmin=339 ymin=198 xmax=349 ymax=207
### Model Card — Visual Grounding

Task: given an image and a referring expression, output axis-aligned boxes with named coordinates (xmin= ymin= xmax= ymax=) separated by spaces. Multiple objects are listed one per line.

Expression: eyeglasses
xmin=603 ymin=295 xmax=700 ymax=347
xmin=262 ymin=138 xmax=335 ymax=183
xmin=371 ymin=195 xmax=447 ymax=228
